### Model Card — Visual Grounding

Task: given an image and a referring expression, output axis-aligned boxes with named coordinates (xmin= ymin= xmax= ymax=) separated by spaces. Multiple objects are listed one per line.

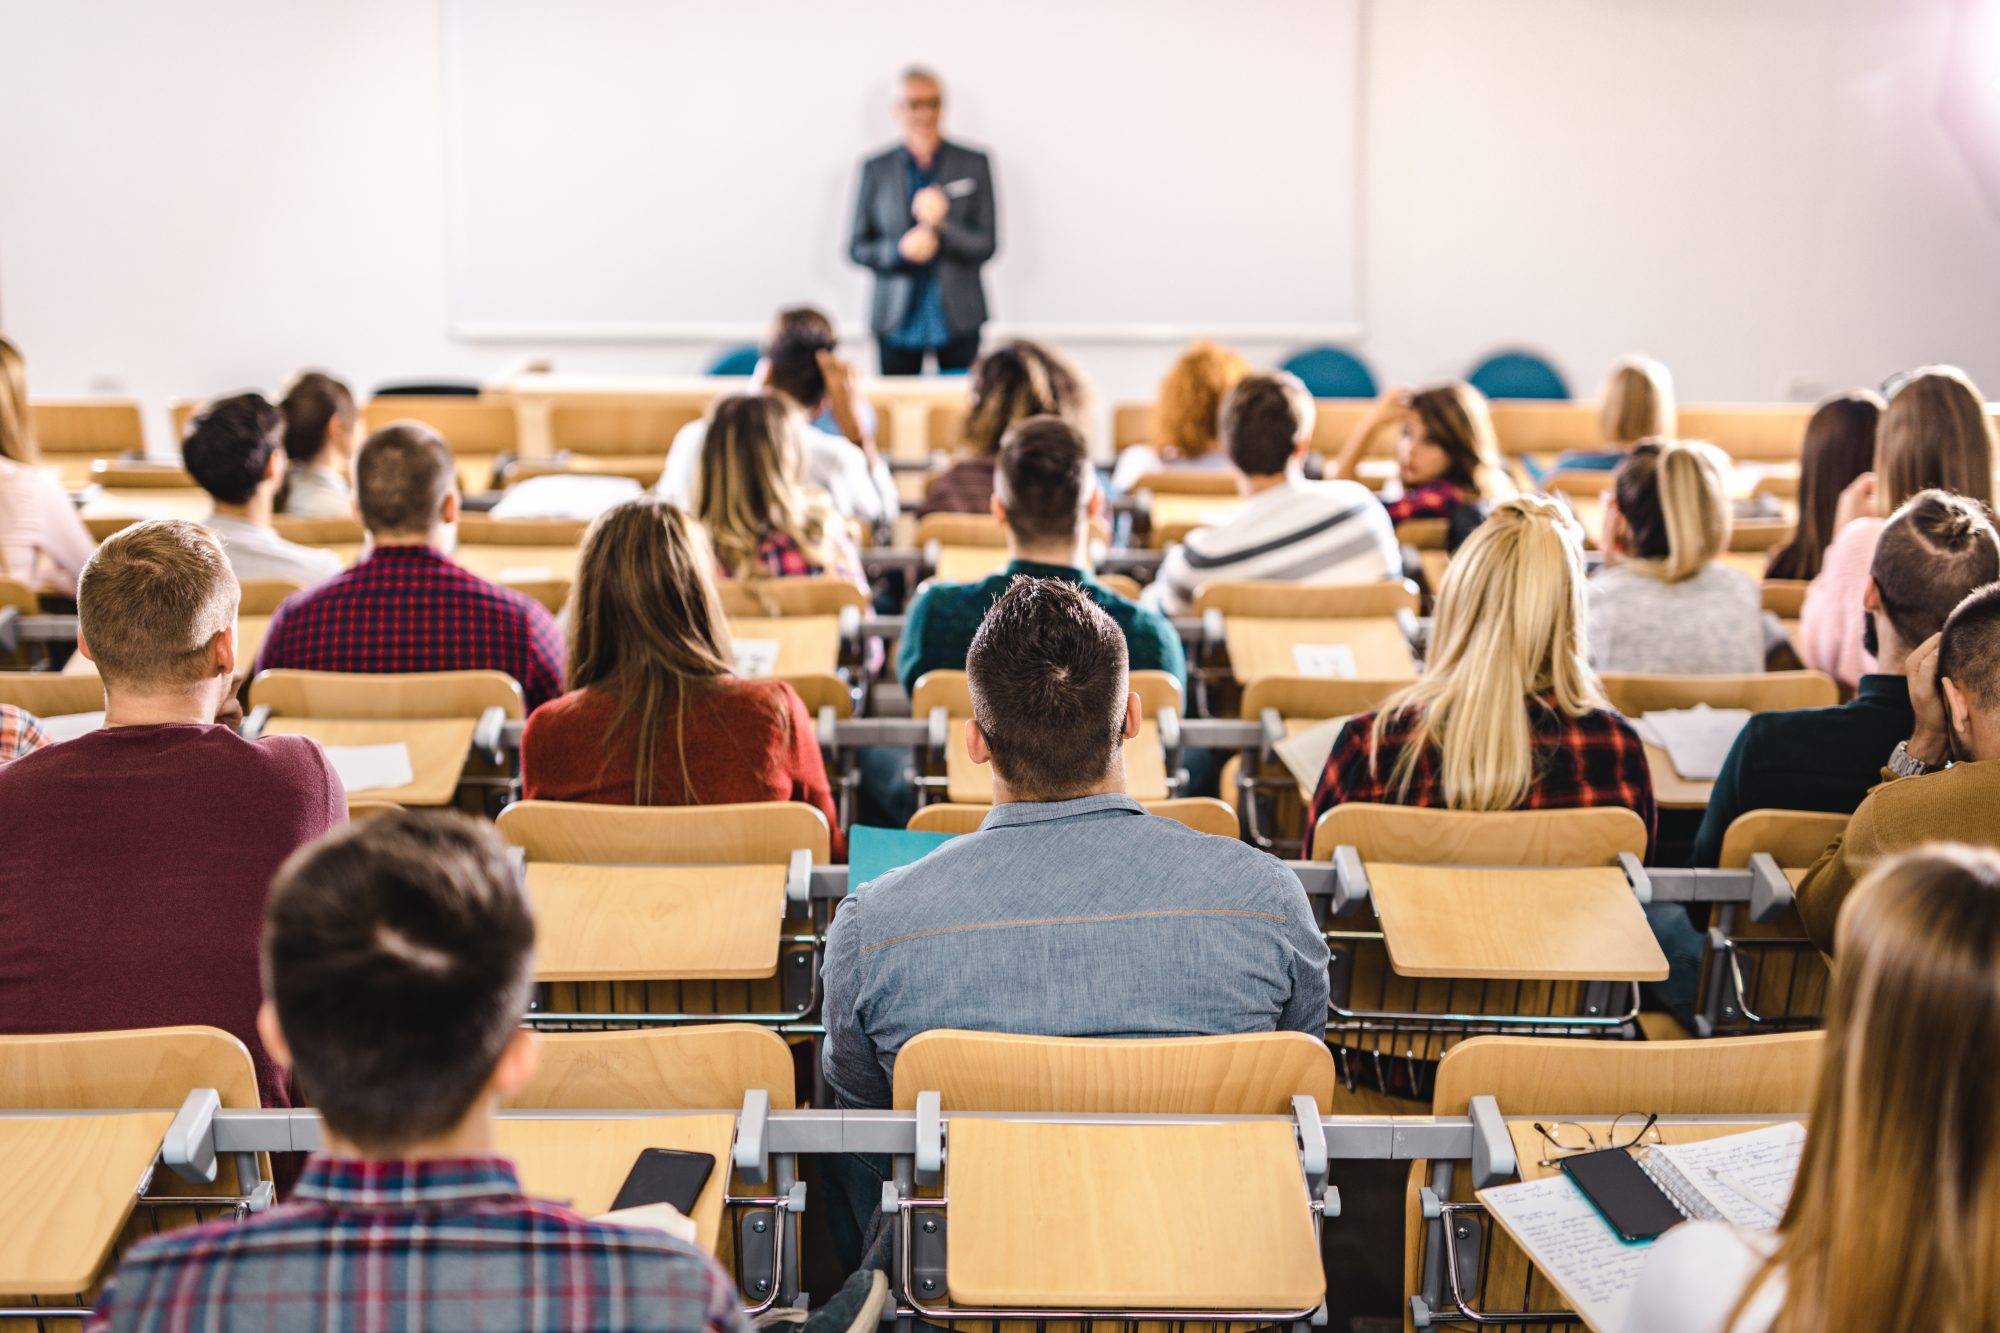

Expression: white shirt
xmin=1623 ymin=1222 xmax=1782 ymax=1333
xmin=204 ymin=513 xmax=344 ymax=589
xmin=279 ymin=463 xmax=353 ymax=519
xmin=657 ymin=417 xmax=898 ymax=527
xmin=1111 ymin=443 xmax=1233 ymax=495
xmin=1140 ymin=475 xmax=1402 ymax=616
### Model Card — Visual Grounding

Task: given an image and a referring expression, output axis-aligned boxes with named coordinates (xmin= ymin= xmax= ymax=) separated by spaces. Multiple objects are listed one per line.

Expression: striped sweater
xmin=1141 ymin=477 xmax=1403 ymax=615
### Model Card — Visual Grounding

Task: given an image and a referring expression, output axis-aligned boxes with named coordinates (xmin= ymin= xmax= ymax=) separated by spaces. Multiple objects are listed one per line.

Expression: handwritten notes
xmin=1648 ymin=1122 xmax=1804 ymax=1228
xmin=1477 ymin=1175 xmax=1653 ymax=1331
xmin=1291 ymin=642 xmax=1358 ymax=679
xmin=732 ymin=638 xmax=781 ymax=679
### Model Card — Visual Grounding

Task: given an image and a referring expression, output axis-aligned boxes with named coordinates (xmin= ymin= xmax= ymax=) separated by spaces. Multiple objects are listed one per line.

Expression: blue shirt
xmin=820 ymin=793 xmax=1331 ymax=1109
xmin=884 ymin=148 xmax=952 ymax=349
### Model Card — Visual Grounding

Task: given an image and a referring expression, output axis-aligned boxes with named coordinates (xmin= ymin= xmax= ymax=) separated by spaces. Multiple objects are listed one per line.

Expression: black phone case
xmin=1560 ymin=1148 xmax=1684 ymax=1242
xmin=610 ymin=1148 xmax=716 ymax=1215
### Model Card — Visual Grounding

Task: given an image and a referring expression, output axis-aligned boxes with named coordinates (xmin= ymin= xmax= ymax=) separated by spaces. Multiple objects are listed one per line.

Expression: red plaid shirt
xmin=1305 ymin=694 xmax=1657 ymax=850
xmin=88 ymin=1155 xmax=749 ymax=1333
xmin=1382 ymin=479 xmax=1464 ymax=524
xmin=253 ymin=546 xmax=566 ymax=710
xmin=721 ymin=530 xmax=867 ymax=591
xmin=0 ymin=704 xmax=48 ymax=762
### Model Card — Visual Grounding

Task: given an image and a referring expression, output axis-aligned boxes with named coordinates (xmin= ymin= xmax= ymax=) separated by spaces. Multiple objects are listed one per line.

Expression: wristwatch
xmin=1887 ymin=739 xmax=1942 ymax=778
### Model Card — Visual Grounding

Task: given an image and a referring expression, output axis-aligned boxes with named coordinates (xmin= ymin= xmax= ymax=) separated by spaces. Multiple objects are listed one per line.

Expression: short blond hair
xmin=78 ymin=520 xmax=238 ymax=689
xmin=1598 ymin=356 xmax=1675 ymax=446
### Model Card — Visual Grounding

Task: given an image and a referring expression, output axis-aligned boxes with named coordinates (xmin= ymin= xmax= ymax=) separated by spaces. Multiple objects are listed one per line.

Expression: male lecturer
xmin=848 ymin=67 xmax=997 ymax=375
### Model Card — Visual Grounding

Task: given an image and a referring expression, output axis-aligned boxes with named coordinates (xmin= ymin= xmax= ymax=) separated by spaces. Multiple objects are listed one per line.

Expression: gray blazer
xmin=847 ymin=139 xmax=997 ymax=337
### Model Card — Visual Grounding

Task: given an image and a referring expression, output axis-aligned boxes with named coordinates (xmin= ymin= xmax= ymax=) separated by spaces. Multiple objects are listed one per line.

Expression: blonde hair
xmin=1155 ymin=341 xmax=1251 ymax=460
xmin=1611 ymin=438 xmax=1732 ymax=582
xmin=697 ymin=393 xmax=838 ymax=578
xmin=1877 ymin=365 xmax=1995 ymax=511
xmin=1598 ymin=356 xmax=1675 ymax=446
xmin=1407 ymin=380 xmax=1507 ymax=500
xmin=1370 ymin=496 xmax=1606 ymax=809
xmin=1734 ymin=844 xmax=2000 ymax=1332
xmin=0 ymin=336 xmax=39 ymax=465
xmin=78 ymin=520 xmax=239 ymax=690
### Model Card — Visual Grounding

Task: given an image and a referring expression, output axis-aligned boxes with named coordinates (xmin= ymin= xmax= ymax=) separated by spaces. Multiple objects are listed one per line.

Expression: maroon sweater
xmin=0 ymin=724 xmax=345 ymax=1107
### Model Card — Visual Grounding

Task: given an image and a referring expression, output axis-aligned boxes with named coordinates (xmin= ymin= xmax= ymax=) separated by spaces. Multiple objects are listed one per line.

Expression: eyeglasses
xmin=1531 ymin=1112 xmax=1661 ymax=1167
xmin=901 ymin=96 xmax=942 ymax=111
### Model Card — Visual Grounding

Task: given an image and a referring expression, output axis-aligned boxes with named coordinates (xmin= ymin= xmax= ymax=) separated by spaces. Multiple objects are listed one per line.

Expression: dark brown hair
xmin=279 ymin=371 xmax=356 ymax=464
xmin=960 ymin=341 xmax=1090 ymax=457
xmin=1939 ymin=580 xmax=2000 ymax=714
xmin=1870 ymin=490 xmax=2000 ymax=652
xmin=1767 ymin=392 xmax=1884 ymax=581
xmin=355 ymin=422 xmax=455 ymax=537
xmin=1222 ymin=371 xmax=1315 ymax=477
xmin=765 ymin=308 xmax=835 ymax=408
xmin=1408 ymin=381 xmax=1499 ymax=494
xmin=262 ymin=810 xmax=534 ymax=1151
xmin=995 ymin=416 xmax=1091 ymax=545
xmin=182 ymin=393 xmax=283 ymax=506
xmin=966 ymin=577 xmax=1129 ymax=798
xmin=1877 ymin=367 xmax=1995 ymax=511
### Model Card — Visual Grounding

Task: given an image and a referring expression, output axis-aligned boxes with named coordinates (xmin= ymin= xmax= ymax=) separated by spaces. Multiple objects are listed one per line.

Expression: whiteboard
xmin=444 ymin=0 xmax=1360 ymax=339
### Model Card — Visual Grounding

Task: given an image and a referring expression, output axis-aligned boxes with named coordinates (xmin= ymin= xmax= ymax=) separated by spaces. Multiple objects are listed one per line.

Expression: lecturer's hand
xmin=912 ymin=184 xmax=950 ymax=227
xmin=899 ymin=225 xmax=940 ymax=264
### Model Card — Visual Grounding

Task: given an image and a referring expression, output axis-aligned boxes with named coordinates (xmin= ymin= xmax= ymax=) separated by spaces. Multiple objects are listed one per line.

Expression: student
xmin=277 ymin=370 xmax=360 ymax=519
xmin=1143 ymin=371 xmax=1401 ymax=616
xmin=1761 ymin=391 xmax=1881 ymax=582
xmin=0 ymin=704 xmax=47 ymax=762
xmin=918 ymin=339 xmax=1091 ymax=517
xmin=0 ymin=335 xmax=96 ymax=592
xmin=1694 ymin=491 xmax=1998 ymax=865
xmin=1794 ymin=580 xmax=2000 ymax=951
xmin=1109 ymin=340 xmax=1251 ymax=494
xmin=1547 ymin=355 xmax=1677 ymax=474
xmin=826 ymin=577 xmax=1328 ymax=1109
xmin=1331 ymin=379 xmax=1507 ymax=529
xmin=660 ymin=309 xmax=897 ymax=530
xmin=88 ymin=810 xmax=748 ymax=1333
xmin=254 ymin=423 xmax=566 ymax=709
xmin=521 ymin=498 xmax=840 ymax=842
xmin=0 ymin=521 xmax=343 ymax=1108
xmin=899 ymin=416 xmax=1186 ymax=692
xmin=696 ymin=393 xmax=868 ymax=592
xmin=1587 ymin=439 xmax=1763 ymax=675
xmin=1626 ymin=843 xmax=2000 ymax=1333
xmin=1799 ymin=366 xmax=1995 ymax=688
xmin=181 ymin=393 xmax=344 ymax=587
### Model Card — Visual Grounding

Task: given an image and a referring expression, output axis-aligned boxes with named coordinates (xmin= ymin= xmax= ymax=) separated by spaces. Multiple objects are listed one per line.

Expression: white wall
xmin=2 ymin=0 xmax=1997 ymax=455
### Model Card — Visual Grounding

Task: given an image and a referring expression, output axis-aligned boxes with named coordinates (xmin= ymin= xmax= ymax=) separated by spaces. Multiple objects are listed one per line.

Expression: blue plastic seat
xmin=1279 ymin=346 xmax=1378 ymax=399
xmin=705 ymin=343 xmax=761 ymax=377
xmin=1467 ymin=350 xmax=1570 ymax=401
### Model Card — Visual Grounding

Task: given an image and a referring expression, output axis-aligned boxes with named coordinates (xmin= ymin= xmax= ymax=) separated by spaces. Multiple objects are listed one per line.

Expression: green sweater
xmin=896 ymin=559 xmax=1188 ymax=694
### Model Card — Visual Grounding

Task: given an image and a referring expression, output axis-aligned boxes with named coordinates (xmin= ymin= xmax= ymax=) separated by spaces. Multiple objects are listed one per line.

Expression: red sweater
xmin=0 ymin=724 xmax=345 ymax=1107
xmin=522 ymin=681 xmax=843 ymax=858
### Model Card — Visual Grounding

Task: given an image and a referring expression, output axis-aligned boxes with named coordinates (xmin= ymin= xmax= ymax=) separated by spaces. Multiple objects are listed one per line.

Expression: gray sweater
xmin=1587 ymin=562 xmax=1765 ymax=676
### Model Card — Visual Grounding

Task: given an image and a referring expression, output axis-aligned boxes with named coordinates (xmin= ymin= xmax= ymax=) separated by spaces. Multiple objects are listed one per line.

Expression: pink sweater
xmin=0 ymin=457 xmax=94 ymax=593
xmin=1797 ymin=517 xmax=1881 ymax=689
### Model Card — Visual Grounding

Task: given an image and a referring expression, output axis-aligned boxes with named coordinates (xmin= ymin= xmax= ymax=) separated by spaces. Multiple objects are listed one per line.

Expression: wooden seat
xmin=249 ymin=668 xmax=524 ymax=720
xmin=915 ymin=511 xmax=1005 ymax=548
xmin=234 ymin=579 xmax=303 ymax=616
xmin=1311 ymin=803 xmax=1647 ymax=865
xmin=1598 ymin=669 xmax=1836 ymax=715
xmin=1701 ymin=809 xmax=1848 ymax=1036
xmin=781 ymin=672 xmax=854 ymax=719
xmin=0 ymin=578 xmax=39 ymax=617
xmin=907 ymin=796 xmax=1237 ymax=838
xmin=361 ymin=396 xmax=521 ymax=455
xmin=0 ymin=671 xmax=103 ymax=720
xmin=912 ymin=669 xmax=1181 ymax=804
xmin=1193 ymin=578 xmax=1420 ymax=619
xmin=547 ymin=396 xmax=709 ymax=456
xmin=89 ymin=460 xmax=194 ymax=489
xmin=715 ymin=577 xmax=869 ymax=617
xmin=1761 ymin=579 xmax=1808 ymax=618
xmin=508 ymin=1026 xmax=797 ymax=1110
xmin=496 ymin=799 xmax=830 ymax=864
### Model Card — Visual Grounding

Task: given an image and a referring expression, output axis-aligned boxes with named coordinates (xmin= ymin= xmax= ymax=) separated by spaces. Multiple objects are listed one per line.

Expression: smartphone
xmin=610 ymin=1149 xmax=716 ymax=1215
xmin=1559 ymin=1147 xmax=1684 ymax=1242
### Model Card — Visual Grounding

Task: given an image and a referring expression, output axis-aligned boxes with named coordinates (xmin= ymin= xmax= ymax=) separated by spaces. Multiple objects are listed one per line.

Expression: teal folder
xmin=847 ymin=825 xmax=956 ymax=893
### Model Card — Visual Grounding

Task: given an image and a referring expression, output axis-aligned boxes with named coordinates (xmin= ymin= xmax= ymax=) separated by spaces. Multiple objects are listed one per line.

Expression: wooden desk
xmin=934 ymin=545 xmax=1007 ymax=585
xmin=497 ymin=1113 xmax=735 ymax=1256
xmin=1366 ymin=865 xmax=1668 ymax=981
xmin=0 ymin=1112 xmax=172 ymax=1297
xmin=77 ymin=489 xmax=212 ymax=523
xmin=1642 ymin=742 xmax=1713 ymax=811
xmin=264 ymin=717 xmax=476 ymax=805
xmin=1147 ymin=493 xmax=1240 ymax=547
xmin=944 ymin=1117 xmax=1322 ymax=1310
xmin=728 ymin=616 xmax=840 ymax=676
xmin=454 ymin=545 xmax=582 ymax=588
xmin=525 ymin=863 xmax=786 ymax=981
xmin=946 ymin=718 xmax=1168 ymax=803
xmin=1504 ymin=1117 xmax=1796 ymax=1183
xmin=1224 ymin=617 xmax=1416 ymax=685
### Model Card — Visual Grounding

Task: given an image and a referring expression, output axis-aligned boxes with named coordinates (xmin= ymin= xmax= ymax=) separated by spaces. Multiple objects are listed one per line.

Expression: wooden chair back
xmin=1311 ymin=803 xmax=1648 ymax=865
xmin=1762 ymin=579 xmax=1808 ymax=618
xmin=1676 ymin=406 xmax=1815 ymax=463
xmin=1097 ymin=572 xmax=1143 ymax=601
xmin=1431 ymin=1031 xmax=1822 ymax=1116
xmin=1599 ymin=670 xmax=1837 ymax=715
xmin=28 ymin=400 xmax=145 ymax=457
xmin=1486 ymin=403 xmax=1601 ymax=457
xmin=235 ymin=579 xmax=303 ymax=616
xmin=1728 ymin=517 xmax=1794 ymax=552
xmin=1394 ymin=517 xmax=1450 ymax=550
xmin=783 ymin=672 xmax=855 ymax=719
xmin=1111 ymin=403 xmax=1156 ymax=449
xmin=271 ymin=516 xmax=366 ymax=547
xmin=501 ymin=455 xmax=663 ymax=487
xmin=508 ymin=1026 xmax=798 ymax=1111
xmin=361 ymin=397 xmax=521 ymax=455
xmin=249 ymin=668 xmax=526 ymax=721
xmin=0 ymin=1027 xmax=259 ymax=1110
xmin=346 ymin=799 xmax=403 ymax=820
xmin=891 ymin=1030 xmax=1337 ymax=1113
xmin=1716 ymin=809 xmax=1850 ymax=870
xmin=547 ymin=396 xmax=710 ymax=456
xmin=915 ymin=511 xmax=1005 ymax=548
xmin=1239 ymin=676 xmax=1406 ymax=721
xmin=90 ymin=460 xmax=195 ymax=489
xmin=84 ymin=515 xmax=141 ymax=542
xmin=457 ymin=514 xmax=588 ymax=547
xmin=0 ymin=578 xmax=39 ymax=616
xmin=911 ymin=668 xmax=1183 ymax=719
xmin=907 ymin=796 xmax=1237 ymax=838
xmin=1131 ymin=468 xmax=1238 ymax=495
xmin=0 ymin=671 xmax=103 ymax=719
xmin=1193 ymin=579 xmax=1420 ymax=619
xmin=714 ymin=577 xmax=869 ymax=617
xmin=926 ymin=402 xmax=969 ymax=453
xmin=496 ymin=798 xmax=832 ymax=864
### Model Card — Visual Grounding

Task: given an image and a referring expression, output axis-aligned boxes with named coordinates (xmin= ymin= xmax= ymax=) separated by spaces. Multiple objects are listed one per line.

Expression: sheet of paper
xmin=595 ymin=1200 xmax=698 ymax=1244
xmin=40 ymin=711 xmax=104 ymax=744
xmin=1653 ymin=1122 xmax=1805 ymax=1229
xmin=1640 ymin=705 xmax=1753 ymax=781
xmin=1477 ymin=1175 xmax=1654 ymax=1332
xmin=732 ymin=638 xmax=780 ymax=679
xmin=489 ymin=472 xmax=641 ymax=520
xmin=1291 ymin=642 xmax=1357 ymax=679
xmin=1272 ymin=715 xmax=1351 ymax=798
xmin=323 ymin=743 xmax=415 ymax=794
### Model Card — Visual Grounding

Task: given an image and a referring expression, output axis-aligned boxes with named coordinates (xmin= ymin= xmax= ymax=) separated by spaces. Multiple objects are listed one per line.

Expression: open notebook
xmin=1475 ymin=1122 xmax=1804 ymax=1331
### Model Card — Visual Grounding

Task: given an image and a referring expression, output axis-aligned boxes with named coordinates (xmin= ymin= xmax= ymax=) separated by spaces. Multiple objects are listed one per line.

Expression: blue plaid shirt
xmin=88 ymin=1156 xmax=749 ymax=1333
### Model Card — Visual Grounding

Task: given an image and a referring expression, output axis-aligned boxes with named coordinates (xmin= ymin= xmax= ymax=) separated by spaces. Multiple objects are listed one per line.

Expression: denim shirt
xmin=819 ymin=794 xmax=1331 ymax=1109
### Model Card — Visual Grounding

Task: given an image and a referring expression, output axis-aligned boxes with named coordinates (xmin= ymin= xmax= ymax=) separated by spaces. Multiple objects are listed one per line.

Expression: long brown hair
xmin=0 ymin=336 xmax=40 ymax=465
xmin=1598 ymin=356 xmax=1675 ymax=446
xmin=566 ymin=498 xmax=756 ymax=805
xmin=1407 ymin=380 xmax=1504 ymax=499
xmin=1735 ymin=844 xmax=2000 ymax=1331
xmin=1877 ymin=366 xmax=1995 ymax=511
xmin=1766 ymin=392 xmax=1882 ymax=581
xmin=697 ymin=393 xmax=835 ymax=578
xmin=960 ymin=340 xmax=1091 ymax=457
